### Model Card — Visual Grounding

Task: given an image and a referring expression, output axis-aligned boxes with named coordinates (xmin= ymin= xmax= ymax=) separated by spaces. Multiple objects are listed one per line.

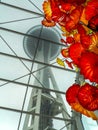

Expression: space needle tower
xmin=22 ymin=25 xmax=71 ymax=130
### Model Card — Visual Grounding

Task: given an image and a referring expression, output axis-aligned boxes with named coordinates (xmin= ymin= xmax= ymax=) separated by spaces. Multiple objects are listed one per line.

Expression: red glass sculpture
xmin=42 ymin=0 xmax=98 ymax=119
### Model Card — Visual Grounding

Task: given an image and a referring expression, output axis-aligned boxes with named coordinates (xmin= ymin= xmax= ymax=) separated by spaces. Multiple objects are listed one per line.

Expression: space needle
xmin=22 ymin=25 xmax=83 ymax=130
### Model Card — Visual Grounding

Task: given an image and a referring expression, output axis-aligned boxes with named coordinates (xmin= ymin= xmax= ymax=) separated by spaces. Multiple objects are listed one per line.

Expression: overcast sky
xmin=0 ymin=0 xmax=98 ymax=130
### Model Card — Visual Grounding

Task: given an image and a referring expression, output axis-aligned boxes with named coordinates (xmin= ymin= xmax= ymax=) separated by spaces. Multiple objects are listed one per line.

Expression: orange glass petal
xmin=61 ymin=48 xmax=69 ymax=58
xmin=42 ymin=19 xmax=56 ymax=27
xmin=89 ymin=33 xmax=98 ymax=54
xmin=71 ymin=102 xmax=98 ymax=120
xmin=74 ymin=33 xmax=80 ymax=42
xmin=43 ymin=0 xmax=52 ymax=20
xmin=80 ymin=8 xmax=88 ymax=25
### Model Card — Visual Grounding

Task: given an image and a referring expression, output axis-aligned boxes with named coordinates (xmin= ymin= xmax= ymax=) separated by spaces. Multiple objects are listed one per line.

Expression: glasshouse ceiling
xmin=0 ymin=0 xmax=98 ymax=130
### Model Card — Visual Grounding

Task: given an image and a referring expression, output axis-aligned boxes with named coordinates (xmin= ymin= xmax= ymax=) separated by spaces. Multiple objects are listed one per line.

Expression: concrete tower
xmin=22 ymin=25 xmax=72 ymax=130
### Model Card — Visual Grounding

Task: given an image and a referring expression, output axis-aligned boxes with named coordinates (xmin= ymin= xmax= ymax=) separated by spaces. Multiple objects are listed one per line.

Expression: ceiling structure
xmin=0 ymin=0 xmax=98 ymax=130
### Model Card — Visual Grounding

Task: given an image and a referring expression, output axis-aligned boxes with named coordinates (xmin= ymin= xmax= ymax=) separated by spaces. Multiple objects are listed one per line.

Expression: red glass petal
xmin=85 ymin=0 xmax=98 ymax=20
xmin=66 ymin=36 xmax=74 ymax=44
xmin=69 ymin=42 xmax=84 ymax=65
xmin=88 ymin=15 xmax=98 ymax=31
xmin=79 ymin=52 xmax=98 ymax=83
xmin=78 ymin=83 xmax=98 ymax=111
xmin=66 ymin=84 xmax=80 ymax=105
xmin=64 ymin=0 xmax=86 ymax=5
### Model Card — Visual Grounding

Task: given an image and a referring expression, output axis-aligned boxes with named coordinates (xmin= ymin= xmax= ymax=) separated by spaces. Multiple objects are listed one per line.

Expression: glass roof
xmin=0 ymin=0 xmax=98 ymax=130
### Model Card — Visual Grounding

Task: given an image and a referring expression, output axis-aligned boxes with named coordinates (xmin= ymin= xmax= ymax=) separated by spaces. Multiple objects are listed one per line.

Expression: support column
xmin=71 ymin=110 xmax=84 ymax=130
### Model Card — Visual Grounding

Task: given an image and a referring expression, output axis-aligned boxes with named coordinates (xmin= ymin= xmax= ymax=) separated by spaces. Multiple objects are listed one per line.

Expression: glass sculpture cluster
xmin=42 ymin=0 xmax=98 ymax=120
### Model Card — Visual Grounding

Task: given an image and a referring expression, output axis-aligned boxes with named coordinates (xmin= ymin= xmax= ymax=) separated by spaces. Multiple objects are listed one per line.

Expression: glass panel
xmin=82 ymin=115 xmax=98 ymax=130
xmin=1 ymin=0 xmax=98 ymax=130
xmin=0 ymin=83 xmax=27 ymax=109
xmin=0 ymin=81 xmax=72 ymax=129
xmin=2 ymin=0 xmax=43 ymax=13
xmin=0 ymin=109 xmax=20 ymax=130
xmin=0 ymin=55 xmax=32 ymax=81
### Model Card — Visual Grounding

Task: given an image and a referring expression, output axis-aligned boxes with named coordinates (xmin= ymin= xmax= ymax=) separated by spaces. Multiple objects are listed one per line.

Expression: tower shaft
xmin=23 ymin=41 xmax=71 ymax=130
xmin=23 ymin=67 xmax=72 ymax=130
